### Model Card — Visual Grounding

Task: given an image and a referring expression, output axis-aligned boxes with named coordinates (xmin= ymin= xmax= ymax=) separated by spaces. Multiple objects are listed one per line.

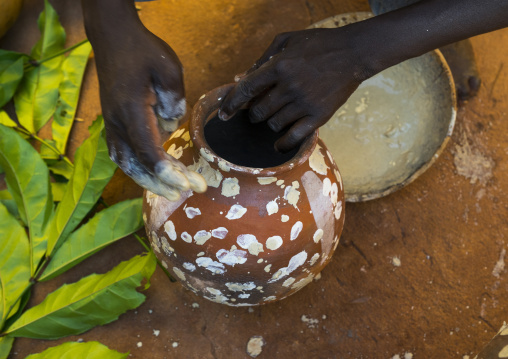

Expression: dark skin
xmin=219 ymin=0 xmax=508 ymax=152
xmin=81 ymin=0 xmax=206 ymax=201
xmin=82 ymin=0 xmax=508 ymax=199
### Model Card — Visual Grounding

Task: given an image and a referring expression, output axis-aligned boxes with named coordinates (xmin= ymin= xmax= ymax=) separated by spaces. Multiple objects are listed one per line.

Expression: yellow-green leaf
xmin=45 ymin=117 xmax=117 ymax=255
xmin=53 ymin=41 xmax=92 ymax=153
xmin=0 ymin=50 xmax=26 ymax=109
xmin=25 ymin=341 xmax=128 ymax=359
xmin=0 ymin=337 xmax=14 ymax=359
xmin=40 ymin=198 xmax=143 ymax=281
xmin=0 ymin=124 xmax=53 ymax=275
xmin=6 ymin=253 xmax=156 ymax=339
xmin=0 ymin=203 xmax=31 ymax=326
xmin=14 ymin=0 xmax=66 ymax=133
xmin=0 ymin=111 xmax=16 ymax=128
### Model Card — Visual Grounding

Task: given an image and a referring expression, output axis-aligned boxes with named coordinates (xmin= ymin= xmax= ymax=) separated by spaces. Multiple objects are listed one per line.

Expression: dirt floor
xmin=1 ymin=0 xmax=508 ymax=358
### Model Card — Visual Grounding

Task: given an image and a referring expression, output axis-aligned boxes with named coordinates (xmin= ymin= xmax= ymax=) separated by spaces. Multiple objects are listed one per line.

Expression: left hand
xmin=218 ymin=27 xmax=373 ymax=152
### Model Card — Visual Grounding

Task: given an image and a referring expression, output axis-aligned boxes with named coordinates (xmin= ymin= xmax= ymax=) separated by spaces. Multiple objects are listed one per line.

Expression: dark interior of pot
xmin=204 ymin=110 xmax=300 ymax=168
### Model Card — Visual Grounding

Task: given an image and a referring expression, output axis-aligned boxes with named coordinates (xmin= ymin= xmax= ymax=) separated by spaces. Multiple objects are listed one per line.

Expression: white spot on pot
xmin=313 ymin=229 xmax=324 ymax=243
xmin=266 ymin=236 xmax=283 ymax=250
xmin=291 ymin=274 xmax=315 ymax=291
xmin=167 ymin=144 xmax=183 ymax=159
xmin=269 ymin=250 xmax=308 ymax=283
xmin=309 ymin=145 xmax=329 ymax=175
xmin=218 ymin=159 xmax=231 ymax=172
xmin=161 ymin=237 xmax=174 ymax=255
xmin=237 ymin=234 xmax=264 ymax=256
xmin=181 ymin=131 xmax=190 ymax=142
xmin=238 ymin=293 xmax=250 ymax=299
xmin=309 ymin=253 xmax=320 ymax=266
xmin=334 ymin=169 xmax=342 ymax=189
xmin=284 ymin=182 xmax=300 ymax=208
xmin=197 ymin=252 xmax=205 ymax=257
xmin=205 ymin=287 xmax=228 ymax=303
xmin=216 ymin=248 xmax=248 ymax=266
xmin=322 ymin=178 xmax=332 ymax=197
xmin=173 ymin=267 xmax=186 ymax=281
xmin=276 ymin=179 xmax=284 ymax=186
xmin=150 ymin=231 xmax=161 ymax=253
xmin=181 ymin=231 xmax=192 ymax=243
xmin=183 ymin=262 xmax=196 ymax=271
xmin=266 ymin=200 xmax=279 ymax=215
xmin=263 ymin=296 xmax=276 ymax=302
xmin=222 ymin=177 xmax=240 ymax=197
xmin=194 ymin=230 xmax=212 ymax=245
xmin=142 ymin=212 xmax=147 ymax=223
xmin=169 ymin=128 xmax=185 ymax=140
xmin=282 ymin=277 xmax=296 ymax=287
xmin=281 ymin=215 xmax=289 ymax=222
xmin=334 ymin=201 xmax=343 ymax=220
xmin=188 ymin=156 xmax=223 ymax=188
xmin=330 ymin=183 xmax=338 ymax=205
xmin=200 ymin=147 xmax=215 ymax=162
xmin=196 ymin=257 xmax=225 ymax=274
xmin=226 ymin=204 xmax=247 ymax=219
xmin=264 ymin=264 xmax=272 ymax=272
xmin=185 ymin=207 xmax=201 ymax=219
xmin=226 ymin=282 xmax=256 ymax=292
xmin=164 ymin=220 xmax=177 ymax=241
xmin=257 ymin=176 xmax=277 ymax=185
xmin=212 ymin=227 xmax=228 ymax=239
xmin=290 ymin=221 xmax=303 ymax=241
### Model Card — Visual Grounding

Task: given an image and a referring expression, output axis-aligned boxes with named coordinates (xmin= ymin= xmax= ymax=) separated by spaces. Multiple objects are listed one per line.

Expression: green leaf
xmin=0 ymin=337 xmax=14 ymax=359
xmin=53 ymin=41 xmax=92 ymax=154
xmin=40 ymin=139 xmax=60 ymax=160
xmin=0 ymin=50 xmax=26 ymax=109
xmin=0 ymin=110 xmax=17 ymax=128
xmin=14 ymin=0 xmax=66 ymax=133
xmin=45 ymin=117 xmax=117 ymax=255
xmin=25 ymin=341 xmax=128 ymax=359
xmin=40 ymin=198 xmax=143 ymax=281
xmin=0 ymin=189 xmax=19 ymax=220
xmin=50 ymin=182 xmax=67 ymax=202
xmin=0 ymin=124 xmax=53 ymax=275
xmin=0 ymin=203 xmax=31 ymax=325
xmin=6 ymin=253 xmax=156 ymax=339
xmin=47 ymin=159 xmax=74 ymax=180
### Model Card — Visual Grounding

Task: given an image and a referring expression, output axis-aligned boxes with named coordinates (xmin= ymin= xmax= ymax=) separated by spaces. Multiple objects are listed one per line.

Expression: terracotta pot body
xmin=143 ymin=85 xmax=345 ymax=306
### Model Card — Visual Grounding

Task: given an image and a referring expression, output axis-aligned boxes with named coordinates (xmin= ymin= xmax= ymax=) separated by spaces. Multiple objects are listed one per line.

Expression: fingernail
xmin=234 ymin=71 xmax=247 ymax=82
xmin=218 ymin=109 xmax=232 ymax=121
xmin=187 ymin=171 xmax=208 ymax=193
xmin=156 ymin=161 xmax=190 ymax=191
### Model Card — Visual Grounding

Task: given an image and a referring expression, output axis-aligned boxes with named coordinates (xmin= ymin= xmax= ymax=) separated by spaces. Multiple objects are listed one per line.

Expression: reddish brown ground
xmin=1 ymin=0 xmax=507 ymax=358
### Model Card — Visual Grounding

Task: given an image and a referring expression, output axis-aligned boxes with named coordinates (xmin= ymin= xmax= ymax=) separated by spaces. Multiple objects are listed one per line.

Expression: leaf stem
xmin=14 ymin=127 xmax=74 ymax=168
xmin=23 ymin=39 xmax=90 ymax=71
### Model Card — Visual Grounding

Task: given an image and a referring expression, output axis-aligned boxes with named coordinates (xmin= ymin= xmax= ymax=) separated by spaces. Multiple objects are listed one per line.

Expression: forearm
xmin=81 ymin=0 xmax=143 ymax=46
xmin=353 ymin=0 xmax=508 ymax=77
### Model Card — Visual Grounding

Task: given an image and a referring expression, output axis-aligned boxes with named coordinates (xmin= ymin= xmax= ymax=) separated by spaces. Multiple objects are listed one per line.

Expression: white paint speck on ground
xmin=391 ymin=256 xmax=401 ymax=267
xmin=172 ymin=342 xmax=179 ymax=348
xmin=404 ymin=353 xmax=413 ymax=359
xmin=137 ymin=342 xmax=142 ymax=348
xmin=492 ymin=247 xmax=506 ymax=278
xmin=192 ymin=302 xmax=200 ymax=308
xmin=246 ymin=336 xmax=265 ymax=358
xmin=301 ymin=314 xmax=319 ymax=328
xmin=153 ymin=329 xmax=160 ymax=337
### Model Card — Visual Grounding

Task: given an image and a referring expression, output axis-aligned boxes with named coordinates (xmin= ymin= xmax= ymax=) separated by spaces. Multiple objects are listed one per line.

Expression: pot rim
xmin=190 ymin=83 xmax=319 ymax=176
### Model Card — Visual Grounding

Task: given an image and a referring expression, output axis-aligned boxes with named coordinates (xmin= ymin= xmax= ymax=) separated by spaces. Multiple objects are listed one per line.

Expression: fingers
xmin=219 ymin=64 xmax=277 ymax=121
xmin=275 ymin=116 xmax=319 ymax=153
xmin=248 ymin=86 xmax=290 ymax=124
xmin=266 ymin=103 xmax=307 ymax=132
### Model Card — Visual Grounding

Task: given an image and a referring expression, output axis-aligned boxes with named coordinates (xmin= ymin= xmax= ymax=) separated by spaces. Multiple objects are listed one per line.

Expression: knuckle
xmin=238 ymin=80 xmax=255 ymax=98
xmin=249 ymin=105 xmax=266 ymax=122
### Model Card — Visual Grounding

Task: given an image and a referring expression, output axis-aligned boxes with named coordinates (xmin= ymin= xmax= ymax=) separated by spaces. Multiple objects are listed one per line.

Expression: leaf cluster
xmin=0 ymin=1 xmax=156 ymax=358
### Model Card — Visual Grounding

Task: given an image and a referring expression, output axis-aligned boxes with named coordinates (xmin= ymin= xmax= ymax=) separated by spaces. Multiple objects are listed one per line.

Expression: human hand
xmin=219 ymin=27 xmax=374 ymax=152
xmin=84 ymin=3 xmax=206 ymax=201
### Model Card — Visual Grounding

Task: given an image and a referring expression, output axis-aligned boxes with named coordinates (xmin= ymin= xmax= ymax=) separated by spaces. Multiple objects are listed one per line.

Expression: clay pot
xmin=143 ymin=84 xmax=345 ymax=306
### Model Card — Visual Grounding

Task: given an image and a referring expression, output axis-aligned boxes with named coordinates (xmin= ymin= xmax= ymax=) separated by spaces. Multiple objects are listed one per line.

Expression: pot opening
xmin=204 ymin=110 xmax=300 ymax=168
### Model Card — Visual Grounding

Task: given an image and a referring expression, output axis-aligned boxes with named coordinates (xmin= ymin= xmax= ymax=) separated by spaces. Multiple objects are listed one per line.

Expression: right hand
xmin=83 ymin=1 xmax=206 ymax=201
